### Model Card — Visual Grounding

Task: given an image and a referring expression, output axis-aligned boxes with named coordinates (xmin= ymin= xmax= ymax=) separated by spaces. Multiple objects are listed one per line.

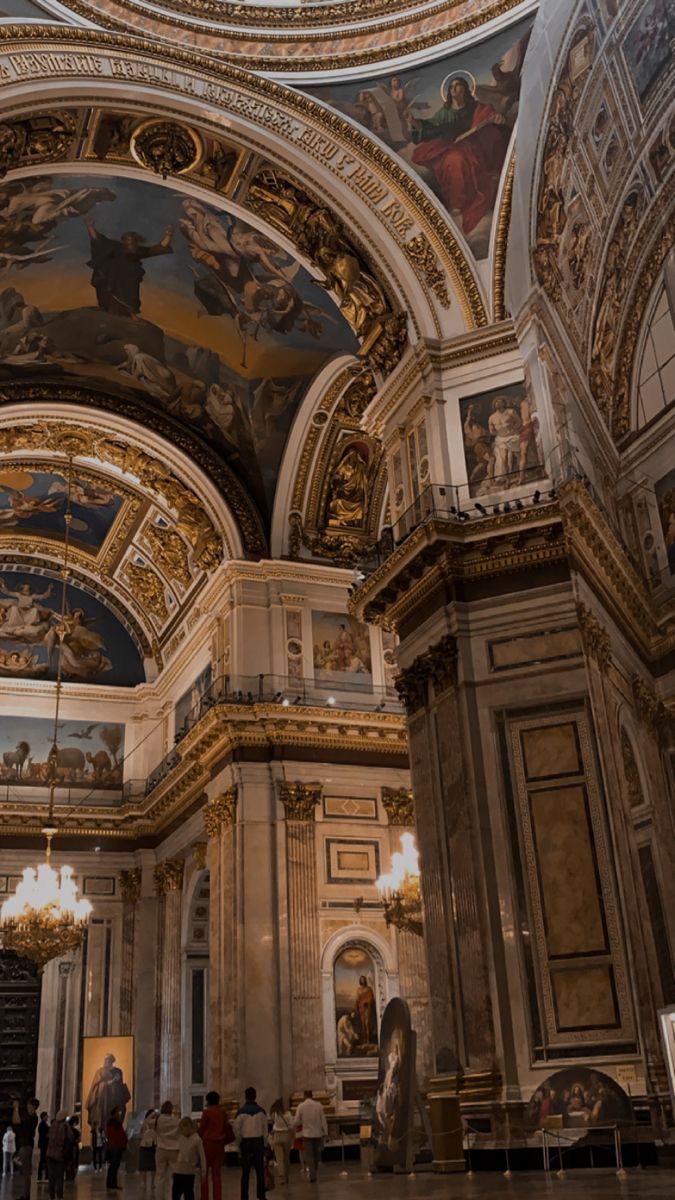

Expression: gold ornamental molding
xmin=192 ymin=841 xmax=208 ymax=870
xmin=118 ymin=867 xmax=142 ymax=902
xmin=0 ymin=28 xmax=486 ymax=332
xmin=576 ymin=602 xmax=611 ymax=670
xmin=153 ymin=856 xmax=185 ymax=894
xmin=381 ymin=786 xmax=414 ymax=826
xmin=279 ymin=781 xmax=323 ymax=821
xmin=43 ymin=0 xmax=529 ymax=71
xmin=203 ymin=787 xmax=238 ymax=836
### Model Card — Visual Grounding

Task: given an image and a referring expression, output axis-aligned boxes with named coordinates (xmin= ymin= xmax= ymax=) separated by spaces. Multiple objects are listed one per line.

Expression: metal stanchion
xmin=465 ymin=1126 xmax=473 ymax=1178
xmin=615 ymin=1125 xmax=627 ymax=1179
xmin=503 ymin=1144 xmax=512 ymax=1179
xmin=555 ymin=1131 xmax=566 ymax=1179
xmin=542 ymin=1129 xmax=550 ymax=1175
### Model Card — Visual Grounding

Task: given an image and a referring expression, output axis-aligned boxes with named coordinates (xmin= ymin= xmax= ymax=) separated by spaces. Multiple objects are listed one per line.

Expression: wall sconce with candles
xmin=375 ymin=831 xmax=423 ymax=936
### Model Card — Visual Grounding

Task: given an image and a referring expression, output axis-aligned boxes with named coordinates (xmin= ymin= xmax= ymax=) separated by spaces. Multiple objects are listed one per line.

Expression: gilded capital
xmin=381 ymin=787 xmax=414 ymax=827
xmin=395 ymin=633 xmax=458 ymax=713
xmin=153 ymin=858 xmax=184 ymax=894
xmin=577 ymin=602 xmax=611 ymax=669
xmin=203 ymin=787 xmax=238 ymax=837
xmin=279 ymin=781 xmax=322 ymax=821
xmin=118 ymin=868 xmax=142 ymax=903
xmin=631 ymin=674 xmax=670 ymax=735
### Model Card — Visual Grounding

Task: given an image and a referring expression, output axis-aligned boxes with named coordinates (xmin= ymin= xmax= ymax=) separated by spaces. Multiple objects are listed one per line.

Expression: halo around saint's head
xmin=440 ymin=70 xmax=476 ymax=102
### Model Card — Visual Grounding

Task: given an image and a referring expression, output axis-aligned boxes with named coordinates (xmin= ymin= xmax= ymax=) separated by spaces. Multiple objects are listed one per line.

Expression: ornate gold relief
xmin=631 ymin=674 xmax=670 ymax=736
xmin=130 ymin=118 xmax=203 ymax=178
xmin=192 ymin=841 xmax=208 ymax=869
xmin=576 ymin=602 xmax=611 ymax=669
xmin=395 ymin=634 xmax=458 ymax=713
xmin=121 ymin=559 xmax=169 ymax=627
xmin=153 ymin=857 xmax=184 ymax=893
xmin=404 ymin=234 xmax=450 ymax=308
xmin=245 ymin=167 xmax=406 ymax=373
xmin=142 ymin=521 xmax=193 ymax=590
xmin=279 ymin=781 xmax=322 ymax=820
xmin=118 ymin=867 xmax=142 ymax=902
xmin=0 ymin=110 xmax=79 ymax=177
xmin=620 ymin=731 xmax=644 ymax=809
xmin=203 ymin=787 xmax=238 ymax=836
xmin=381 ymin=786 xmax=414 ymax=826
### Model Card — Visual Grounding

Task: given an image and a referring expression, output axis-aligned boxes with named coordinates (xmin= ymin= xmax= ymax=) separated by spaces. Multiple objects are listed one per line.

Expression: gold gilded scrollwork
xmin=0 ymin=111 xmax=78 ymax=178
xmin=246 ymin=168 xmax=406 ymax=374
xmin=122 ymin=559 xmax=169 ymax=626
xmin=279 ymin=781 xmax=322 ymax=820
xmin=131 ymin=118 xmax=203 ymax=179
xmin=381 ymin=786 xmax=414 ymax=826
xmin=576 ymin=602 xmax=611 ymax=669
xmin=203 ymin=787 xmax=238 ymax=836
xmin=153 ymin=857 xmax=184 ymax=894
xmin=143 ymin=521 xmax=193 ymax=590
xmin=404 ymin=234 xmax=451 ymax=308
xmin=118 ymin=867 xmax=142 ymax=902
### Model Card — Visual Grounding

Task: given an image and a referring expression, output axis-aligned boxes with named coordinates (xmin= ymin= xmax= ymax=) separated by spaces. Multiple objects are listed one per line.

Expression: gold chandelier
xmin=375 ymin=831 xmax=423 ymax=937
xmin=0 ymin=459 xmax=92 ymax=967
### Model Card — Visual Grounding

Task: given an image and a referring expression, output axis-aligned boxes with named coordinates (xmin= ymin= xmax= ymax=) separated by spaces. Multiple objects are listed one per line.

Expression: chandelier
xmin=375 ymin=831 xmax=423 ymax=936
xmin=0 ymin=460 xmax=92 ymax=968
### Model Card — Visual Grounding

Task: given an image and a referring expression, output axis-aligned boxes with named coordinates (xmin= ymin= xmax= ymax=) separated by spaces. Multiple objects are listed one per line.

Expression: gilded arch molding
xmin=0 ymin=26 xmax=487 ymax=334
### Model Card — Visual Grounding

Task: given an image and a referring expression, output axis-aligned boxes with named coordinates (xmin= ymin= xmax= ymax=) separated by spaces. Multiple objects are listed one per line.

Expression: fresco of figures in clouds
xmin=622 ymin=0 xmax=673 ymax=102
xmin=0 ymin=467 xmax=122 ymax=553
xmin=0 ymin=716 xmax=124 ymax=789
xmin=306 ymin=17 xmax=533 ymax=260
xmin=0 ymin=567 xmax=145 ymax=685
xmin=0 ymin=173 xmax=357 ymax=518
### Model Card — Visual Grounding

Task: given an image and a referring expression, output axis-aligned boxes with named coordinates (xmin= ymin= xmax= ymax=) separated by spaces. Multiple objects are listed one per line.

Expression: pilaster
xmin=118 ymin=868 xmax=141 ymax=1036
xmin=204 ymin=788 xmax=238 ymax=1095
xmin=154 ymin=857 xmax=184 ymax=1104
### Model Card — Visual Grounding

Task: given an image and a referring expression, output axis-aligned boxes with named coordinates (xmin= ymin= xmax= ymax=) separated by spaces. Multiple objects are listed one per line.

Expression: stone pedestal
xmin=153 ymin=858 xmax=184 ymax=1105
xmin=280 ymin=781 xmax=324 ymax=1090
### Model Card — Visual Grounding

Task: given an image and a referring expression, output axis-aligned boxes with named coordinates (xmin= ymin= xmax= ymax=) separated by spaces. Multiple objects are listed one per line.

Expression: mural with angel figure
xmin=0 ymin=173 xmax=358 ymax=515
xmin=0 ymin=567 xmax=145 ymax=685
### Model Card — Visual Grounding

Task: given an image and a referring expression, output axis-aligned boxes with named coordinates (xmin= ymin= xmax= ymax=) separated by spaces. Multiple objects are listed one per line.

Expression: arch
xmin=320 ymin=924 xmax=398 ymax=1069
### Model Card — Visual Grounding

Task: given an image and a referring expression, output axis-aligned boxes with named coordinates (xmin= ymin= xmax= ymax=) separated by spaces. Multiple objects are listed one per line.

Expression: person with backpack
xmin=36 ymin=1114 xmax=49 ymax=1183
xmin=45 ymin=1112 xmax=73 ymax=1200
xmin=105 ymin=1107 xmax=127 ymax=1190
xmin=197 ymin=1092 xmax=233 ymax=1200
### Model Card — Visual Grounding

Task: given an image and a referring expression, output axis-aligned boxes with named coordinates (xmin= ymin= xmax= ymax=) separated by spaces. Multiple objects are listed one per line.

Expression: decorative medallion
xmin=131 ymin=119 xmax=203 ymax=179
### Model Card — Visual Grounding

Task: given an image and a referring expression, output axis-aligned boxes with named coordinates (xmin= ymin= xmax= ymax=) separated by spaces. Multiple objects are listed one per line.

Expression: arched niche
xmin=320 ymin=925 xmax=398 ymax=1090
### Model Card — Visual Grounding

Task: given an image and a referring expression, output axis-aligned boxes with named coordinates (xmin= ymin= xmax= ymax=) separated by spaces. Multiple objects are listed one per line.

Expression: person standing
xmin=139 ymin=1110 xmax=158 ymax=1194
xmin=105 ymin=1107 xmax=127 ymax=1190
xmin=171 ymin=1119 xmax=205 ymax=1200
xmin=198 ymin=1092 xmax=233 ymax=1200
xmin=293 ymin=1093 xmax=327 ymax=1184
xmin=45 ymin=1113 xmax=73 ymax=1200
xmin=269 ymin=1100 xmax=293 ymax=1185
xmin=12 ymin=1096 xmax=39 ymax=1200
xmin=3 ymin=1125 xmax=16 ymax=1176
xmin=36 ymin=1114 xmax=49 ymax=1183
xmin=155 ymin=1102 xmax=180 ymax=1200
xmin=65 ymin=1118 xmax=80 ymax=1182
xmin=232 ymin=1088 xmax=267 ymax=1200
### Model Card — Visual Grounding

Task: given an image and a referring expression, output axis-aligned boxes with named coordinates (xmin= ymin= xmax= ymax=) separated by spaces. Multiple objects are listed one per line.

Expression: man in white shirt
xmin=233 ymin=1088 xmax=267 ymax=1200
xmin=293 ymin=1092 xmax=327 ymax=1183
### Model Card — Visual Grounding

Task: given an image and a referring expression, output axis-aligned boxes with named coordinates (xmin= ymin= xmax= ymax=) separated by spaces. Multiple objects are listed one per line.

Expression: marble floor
xmin=1 ymin=1164 xmax=674 ymax=1200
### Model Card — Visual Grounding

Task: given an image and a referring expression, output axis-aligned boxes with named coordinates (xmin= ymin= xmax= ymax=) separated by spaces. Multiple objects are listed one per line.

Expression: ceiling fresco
xmin=0 ymin=565 xmax=146 ymax=685
xmin=0 ymin=467 xmax=123 ymax=553
xmin=305 ymin=16 xmax=533 ymax=260
xmin=0 ymin=172 xmax=358 ymax=517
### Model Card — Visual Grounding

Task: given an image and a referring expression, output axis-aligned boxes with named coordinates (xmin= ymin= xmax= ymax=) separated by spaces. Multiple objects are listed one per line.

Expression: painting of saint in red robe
xmin=412 ymin=75 xmax=511 ymax=238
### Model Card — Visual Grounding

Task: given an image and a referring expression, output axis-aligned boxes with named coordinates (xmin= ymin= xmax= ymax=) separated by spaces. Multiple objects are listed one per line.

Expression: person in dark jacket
xmin=65 ymin=1118 xmax=80 ymax=1182
xmin=11 ymin=1097 xmax=39 ymax=1200
xmin=37 ymin=1114 xmax=50 ymax=1182
xmin=232 ymin=1089 xmax=266 ymax=1200
xmin=46 ymin=1113 xmax=73 ymax=1200
xmin=105 ymin=1108 xmax=128 ymax=1191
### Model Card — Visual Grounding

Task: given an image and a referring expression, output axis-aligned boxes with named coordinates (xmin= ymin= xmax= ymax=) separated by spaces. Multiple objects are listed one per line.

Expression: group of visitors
xmin=4 ymin=1088 xmax=328 ymax=1200
xmin=3 ymin=1101 xmax=82 ymax=1200
xmin=137 ymin=1089 xmax=327 ymax=1200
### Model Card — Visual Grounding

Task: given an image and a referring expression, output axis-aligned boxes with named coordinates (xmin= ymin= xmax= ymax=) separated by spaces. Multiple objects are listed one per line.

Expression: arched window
xmin=634 ymin=268 xmax=675 ymax=429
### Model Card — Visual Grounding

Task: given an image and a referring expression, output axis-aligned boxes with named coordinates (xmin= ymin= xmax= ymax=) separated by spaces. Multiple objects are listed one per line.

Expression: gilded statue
xmin=326 ymin=444 xmax=370 ymax=528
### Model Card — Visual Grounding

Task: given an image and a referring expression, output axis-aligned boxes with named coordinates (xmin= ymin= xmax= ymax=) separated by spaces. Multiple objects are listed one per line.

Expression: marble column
xmin=153 ymin=857 xmax=184 ymax=1105
xmin=280 ymin=782 xmax=324 ymax=1091
xmin=381 ymin=787 xmax=434 ymax=1084
xmin=118 ymin=868 xmax=141 ymax=1035
xmin=204 ymin=789 xmax=238 ymax=1096
xmin=396 ymin=635 xmax=496 ymax=1073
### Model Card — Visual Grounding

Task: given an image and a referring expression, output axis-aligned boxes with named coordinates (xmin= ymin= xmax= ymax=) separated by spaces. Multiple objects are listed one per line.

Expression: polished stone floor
xmin=1 ymin=1163 xmax=673 ymax=1200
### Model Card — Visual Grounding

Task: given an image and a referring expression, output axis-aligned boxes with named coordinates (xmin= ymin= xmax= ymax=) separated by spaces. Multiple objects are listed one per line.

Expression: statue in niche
xmin=326 ymin=442 xmax=371 ymax=528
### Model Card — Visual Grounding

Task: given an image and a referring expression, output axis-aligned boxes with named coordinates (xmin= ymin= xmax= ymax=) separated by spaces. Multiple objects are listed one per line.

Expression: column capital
xmin=279 ymin=781 xmax=322 ymax=821
xmin=153 ymin=858 xmax=184 ymax=895
xmin=381 ymin=786 xmax=414 ymax=826
xmin=577 ymin=602 xmax=611 ymax=668
xmin=118 ymin=868 xmax=142 ymax=903
xmin=204 ymin=787 xmax=238 ymax=837
xmin=395 ymin=634 xmax=457 ymax=712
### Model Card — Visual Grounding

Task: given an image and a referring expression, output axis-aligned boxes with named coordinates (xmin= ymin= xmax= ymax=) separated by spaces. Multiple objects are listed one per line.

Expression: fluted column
xmin=204 ymin=789 xmax=238 ymax=1095
xmin=118 ymin=869 xmax=141 ymax=1035
xmin=381 ymin=788 xmax=434 ymax=1084
xmin=153 ymin=858 xmax=184 ymax=1104
xmin=280 ymin=782 xmax=324 ymax=1090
